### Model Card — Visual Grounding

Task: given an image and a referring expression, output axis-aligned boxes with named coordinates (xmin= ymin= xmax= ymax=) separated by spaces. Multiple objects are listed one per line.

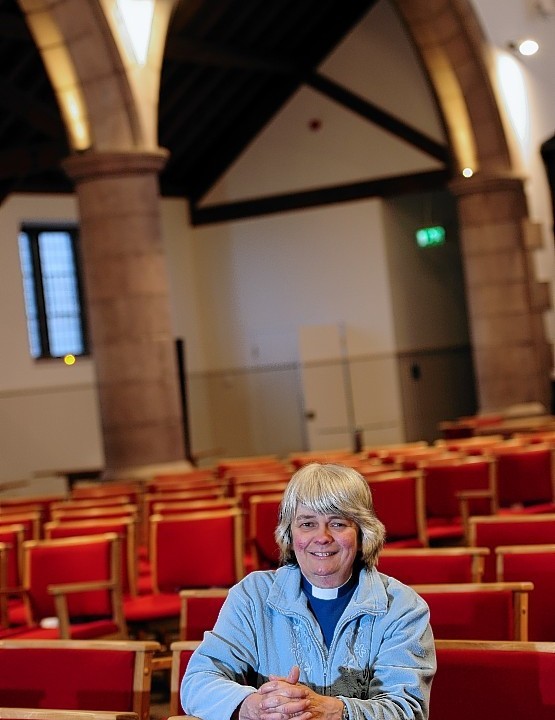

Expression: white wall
xmin=0 ymin=195 xmax=104 ymax=484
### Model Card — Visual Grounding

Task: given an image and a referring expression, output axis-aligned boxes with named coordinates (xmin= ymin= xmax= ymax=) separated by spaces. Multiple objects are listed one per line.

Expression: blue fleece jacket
xmin=181 ymin=564 xmax=436 ymax=720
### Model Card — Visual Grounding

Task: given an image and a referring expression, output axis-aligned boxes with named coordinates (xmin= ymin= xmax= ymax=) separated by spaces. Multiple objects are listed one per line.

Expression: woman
xmin=181 ymin=462 xmax=436 ymax=719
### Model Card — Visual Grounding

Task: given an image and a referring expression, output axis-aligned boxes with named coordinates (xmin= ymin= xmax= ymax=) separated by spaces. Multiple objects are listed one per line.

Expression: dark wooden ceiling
xmin=0 ymin=0 xmax=449 ymax=218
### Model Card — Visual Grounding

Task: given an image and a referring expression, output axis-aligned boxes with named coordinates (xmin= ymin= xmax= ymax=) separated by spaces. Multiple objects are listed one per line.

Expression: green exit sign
xmin=415 ymin=225 xmax=446 ymax=247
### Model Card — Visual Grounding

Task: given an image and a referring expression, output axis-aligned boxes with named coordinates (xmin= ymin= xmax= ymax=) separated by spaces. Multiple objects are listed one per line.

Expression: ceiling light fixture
xmin=507 ymin=39 xmax=540 ymax=57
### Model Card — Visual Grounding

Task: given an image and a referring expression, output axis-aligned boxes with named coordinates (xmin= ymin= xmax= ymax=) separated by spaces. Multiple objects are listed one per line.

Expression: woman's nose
xmin=313 ymin=526 xmax=333 ymax=542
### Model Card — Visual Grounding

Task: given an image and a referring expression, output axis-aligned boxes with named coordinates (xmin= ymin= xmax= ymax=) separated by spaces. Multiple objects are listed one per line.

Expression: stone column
xmin=64 ymin=150 xmax=185 ymax=472
xmin=451 ymin=173 xmax=552 ymax=412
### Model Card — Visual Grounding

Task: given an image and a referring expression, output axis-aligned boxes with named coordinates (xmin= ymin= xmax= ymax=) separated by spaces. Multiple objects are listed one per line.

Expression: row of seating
xmin=1 ymin=637 xmax=554 ymax=720
xmin=2 ymin=465 xmax=555 ymax=639
xmin=4 ymin=524 xmax=554 ymax=643
xmin=171 ymin=638 xmax=555 ymax=719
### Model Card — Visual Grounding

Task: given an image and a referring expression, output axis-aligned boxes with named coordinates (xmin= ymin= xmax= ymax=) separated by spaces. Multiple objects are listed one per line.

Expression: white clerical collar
xmin=303 ymin=573 xmax=353 ymax=600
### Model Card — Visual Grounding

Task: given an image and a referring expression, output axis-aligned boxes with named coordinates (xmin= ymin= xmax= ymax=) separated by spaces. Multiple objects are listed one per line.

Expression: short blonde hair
xmin=275 ymin=462 xmax=385 ymax=569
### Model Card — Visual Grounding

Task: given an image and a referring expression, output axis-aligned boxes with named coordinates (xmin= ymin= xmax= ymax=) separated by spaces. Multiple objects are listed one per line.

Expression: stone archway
xmin=17 ymin=0 xmax=186 ymax=470
xmin=395 ymin=0 xmax=552 ymax=412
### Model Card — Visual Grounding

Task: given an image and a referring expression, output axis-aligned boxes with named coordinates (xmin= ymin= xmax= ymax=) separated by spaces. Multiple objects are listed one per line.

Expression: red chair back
xmin=179 ymin=589 xmax=228 ymax=640
xmin=0 ymin=524 xmax=25 ymax=587
xmin=378 ymin=547 xmax=488 ymax=585
xmin=496 ymin=544 xmax=555 ymax=641
xmin=413 ymin=582 xmax=531 ymax=640
xmin=249 ymin=493 xmax=282 ymax=570
xmin=432 ymin=640 xmax=555 ymax=720
xmin=0 ymin=639 xmax=160 ymax=720
xmin=44 ymin=517 xmax=138 ymax=596
xmin=367 ymin=472 xmax=427 ymax=547
xmin=150 ymin=509 xmax=244 ymax=592
xmin=22 ymin=534 xmax=120 ymax=625
xmin=469 ymin=513 xmax=555 ymax=581
xmin=423 ymin=457 xmax=493 ymax=520
xmin=491 ymin=445 xmax=555 ymax=508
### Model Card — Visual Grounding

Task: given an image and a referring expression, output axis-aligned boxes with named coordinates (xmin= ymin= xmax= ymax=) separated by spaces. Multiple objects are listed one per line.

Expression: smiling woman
xmin=180 ymin=462 xmax=436 ymax=720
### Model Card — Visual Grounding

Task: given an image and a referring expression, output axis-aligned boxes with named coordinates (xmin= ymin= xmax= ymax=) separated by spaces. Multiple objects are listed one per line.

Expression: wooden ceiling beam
xmin=189 ymin=168 xmax=450 ymax=225
xmin=307 ymin=72 xmax=449 ymax=162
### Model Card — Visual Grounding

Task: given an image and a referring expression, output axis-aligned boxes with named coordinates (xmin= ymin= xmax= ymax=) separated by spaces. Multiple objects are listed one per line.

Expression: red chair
xmin=152 ymin=498 xmax=239 ymax=516
xmin=413 ymin=581 xmax=532 ymax=640
xmin=421 ymin=456 xmax=495 ymax=543
xmin=0 ymin=495 xmax=67 ymax=524
xmin=367 ymin=471 xmax=428 ymax=548
xmin=178 ymin=588 xmax=228 ymax=640
xmin=50 ymin=504 xmax=139 ymax=524
xmin=71 ymin=482 xmax=143 ymax=503
xmin=496 ymin=544 xmax=555 ymax=641
xmin=216 ymin=455 xmax=285 ymax=478
xmin=0 ymin=524 xmax=25 ymax=589
xmin=123 ymin=509 xmax=244 ymax=639
xmin=1 ymin=533 xmax=127 ymax=639
xmin=169 ymin=640 xmax=202 ymax=716
xmin=432 ymin=640 xmax=555 ymax=720
xmin=151 ymin=509 xmax=244 ymax=592
xmin=44 ymin=517 xmax=139 ymax=597
xmin=468 ymin=513 xmax=555 ymax=581
xmin=434 ymin=434 xmax=504 ymax=455
xmin=0 ymin=638 xmax=160 ymax=720
xmin=364 ymin=441 xmax=428 ymax=460
xmin=248 ymin=492 xmax=283 ymax=570
xmin=0 ymin=543 xmax=7 ymax=627
xmin=377 ymin=546 xmax=489 ymax=584
xmin=0 ymin=512 xmax=41 ymax=542
xmin=489 ymin=443 xmax=555 ymax=511
xmin=50 ymin=496 xmax=133 ymax=511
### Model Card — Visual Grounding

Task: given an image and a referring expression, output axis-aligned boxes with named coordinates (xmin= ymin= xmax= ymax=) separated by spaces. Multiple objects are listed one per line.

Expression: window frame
xmin=19 ymin=222 xmax=90 ymax=360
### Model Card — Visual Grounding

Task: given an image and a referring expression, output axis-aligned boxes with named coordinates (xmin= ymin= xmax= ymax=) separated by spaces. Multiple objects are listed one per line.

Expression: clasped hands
xmin=238 ymin=666 xmax=345 ymax=720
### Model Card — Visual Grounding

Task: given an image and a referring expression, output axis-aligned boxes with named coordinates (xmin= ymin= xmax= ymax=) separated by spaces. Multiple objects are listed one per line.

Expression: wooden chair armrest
xmin=48 ymin=579 xmax=116 ymax=596
xmin=152 ymin=655 xmax=172 ymax=671
xmin=48 ymin=579 xmax=118 ymax=639
xmin=0 ymin=585 xmax=25 ymax=596
xmin=456 ymin=489 xmax=494 ymax=500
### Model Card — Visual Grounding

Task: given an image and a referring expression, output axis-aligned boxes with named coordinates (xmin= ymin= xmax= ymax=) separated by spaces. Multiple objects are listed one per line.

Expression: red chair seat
xmin=123 ymin=592 xmax=182 ymax=623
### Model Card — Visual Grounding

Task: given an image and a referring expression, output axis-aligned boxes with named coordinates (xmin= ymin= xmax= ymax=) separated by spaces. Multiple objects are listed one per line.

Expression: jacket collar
xmin=267 ymin=564 xmax=389 ymax=616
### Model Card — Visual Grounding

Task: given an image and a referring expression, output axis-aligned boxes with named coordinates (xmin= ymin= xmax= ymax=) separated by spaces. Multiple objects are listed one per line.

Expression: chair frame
xmin=169 ymin=640 xmax=202 ymax=716
xmin=0 ymin=710 xmax=138 ymax=720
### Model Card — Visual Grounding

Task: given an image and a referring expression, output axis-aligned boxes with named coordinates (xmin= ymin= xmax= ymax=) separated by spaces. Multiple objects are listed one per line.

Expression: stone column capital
xmin=63 ymin=148 xmax=170 ymax=183
xmin=449 ymin=171 xmax=527 ymax=198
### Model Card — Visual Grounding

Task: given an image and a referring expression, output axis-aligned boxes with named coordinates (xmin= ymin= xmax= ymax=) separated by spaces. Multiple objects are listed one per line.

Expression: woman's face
xmin=291 ymin=503 xmax=359 ymax=588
